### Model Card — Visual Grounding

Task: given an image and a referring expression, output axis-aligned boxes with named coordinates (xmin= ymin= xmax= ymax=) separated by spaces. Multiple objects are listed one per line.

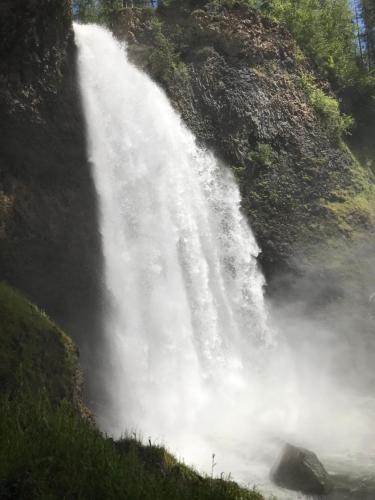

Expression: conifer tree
xmin=361 ymin=0 xmax=375 ymax=69
xmin=75 ymin=0 xmax=98 ymax=21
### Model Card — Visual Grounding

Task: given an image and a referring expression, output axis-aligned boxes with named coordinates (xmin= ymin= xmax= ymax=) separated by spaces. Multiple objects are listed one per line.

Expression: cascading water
xmin=74 ymin=23 xmax=375 ymax=497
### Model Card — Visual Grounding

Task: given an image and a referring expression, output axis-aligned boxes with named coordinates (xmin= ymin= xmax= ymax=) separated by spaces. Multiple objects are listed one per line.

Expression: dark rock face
xmin=272 ymin=443 xmax=333 ymax=495
xmin=0 ymin=0 xmax=103 ymax=398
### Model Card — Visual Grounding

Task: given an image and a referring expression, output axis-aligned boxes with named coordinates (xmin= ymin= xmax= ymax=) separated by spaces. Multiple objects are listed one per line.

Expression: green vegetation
xmin=83 ymin=0 xmax=374 ymax=108
xmin=323 ymin=150 xmax=375 ymax=235
xmin=0 ymin=283 xmax=78 ymax=405
xmin=156 ymin=0 xmax=375 ymax=156
xmin=189 ymin=0 xmax=365 ymax=86
xmin=260 ymin=0 xmax=375 ymax=154
xmin=356 ymin=0 xmax=375 ymax=70
xmin=0 ymin=394 xmax=263 ymax=500
xmin=261 ymin=0 xmax=375 ymax=156
xmin=159 ymin=0 xmax=375 ymax=149
xmin=300 ymin=74 xmax=354 ymax=139
xmin=74 ymin=0 xmax=99 ymax=22
xmin=266 ymin=0 xmax=358 ymax=86
xmin=249 ymin=143 xmax=278 ymax=169
xmin=74 ymin=0 xmax=153 ymax=23
xmin=74 ymin=0 xmax=119 ymax=23
xmin=147 ymin=17 xmax=188 ymax=85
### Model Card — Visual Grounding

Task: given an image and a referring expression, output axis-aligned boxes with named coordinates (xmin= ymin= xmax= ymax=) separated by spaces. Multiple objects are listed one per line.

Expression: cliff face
xmin=111 ymin=3 xmax=375 ymax=311
xmin=0 ymin=0 xmax=103 ymax=358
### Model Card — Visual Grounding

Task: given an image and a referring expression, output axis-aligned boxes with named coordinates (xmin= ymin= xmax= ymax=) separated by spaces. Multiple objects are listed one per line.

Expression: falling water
xmin=74 ymin=23 xmax=375 ymax=496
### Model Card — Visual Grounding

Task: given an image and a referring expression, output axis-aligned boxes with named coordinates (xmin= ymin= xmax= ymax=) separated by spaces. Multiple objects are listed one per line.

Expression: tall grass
xmin=0 ymin=395 xmax=263 ymax=500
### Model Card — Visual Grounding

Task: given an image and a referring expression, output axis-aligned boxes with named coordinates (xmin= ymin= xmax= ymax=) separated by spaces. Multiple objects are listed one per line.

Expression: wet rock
xmin=271 ymin=443 xmax=333 ymax=495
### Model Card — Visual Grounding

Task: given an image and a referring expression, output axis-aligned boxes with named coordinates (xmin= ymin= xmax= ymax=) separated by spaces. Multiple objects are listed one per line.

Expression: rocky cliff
xmin=0 ymin=0 xmax=103 ymax=363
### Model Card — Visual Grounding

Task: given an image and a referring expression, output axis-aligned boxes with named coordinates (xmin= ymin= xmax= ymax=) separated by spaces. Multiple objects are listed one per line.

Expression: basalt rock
xmin=272 ymin=443 xmax=333 ymax=495
xmin=110 ymin=3 xmax=375 ymax=313
xmin=0 ymin=0 xmax=102 ymax=343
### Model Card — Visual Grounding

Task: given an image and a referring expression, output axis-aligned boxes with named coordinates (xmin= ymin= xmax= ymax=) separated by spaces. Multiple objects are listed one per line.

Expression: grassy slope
xmin=0 ymin=397 xmax=263 ymax=500
xmin=0 ymin=282 xmax=79 ymax=404
xmin=0 ymin=283 xmax=263 ymax=500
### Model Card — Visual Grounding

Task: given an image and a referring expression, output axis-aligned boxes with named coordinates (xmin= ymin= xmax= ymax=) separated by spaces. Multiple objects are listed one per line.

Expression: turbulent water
xmin=75 ymin=24 xmax=375 ymax=497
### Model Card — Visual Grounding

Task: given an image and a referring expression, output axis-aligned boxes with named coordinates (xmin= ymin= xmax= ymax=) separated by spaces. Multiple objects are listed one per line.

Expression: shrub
xmin=249 ymin=143 xmax=277 ymax=168
xmin=147 ymin=17 xmax=188 ymax=84
xmin=267 ymin=0 xmax=358 ymax=86
xmin=300 ymin=74 xmax=354 ymax=139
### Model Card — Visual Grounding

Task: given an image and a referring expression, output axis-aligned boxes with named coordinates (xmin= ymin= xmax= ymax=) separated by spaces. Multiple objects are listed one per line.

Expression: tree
xmin=268 ymin=0 xmax=358 ymax=85
xmin=361 ymin=0 xmax=375 ymax=69
xmin=74 ymin=0 xmax=99 ymax=22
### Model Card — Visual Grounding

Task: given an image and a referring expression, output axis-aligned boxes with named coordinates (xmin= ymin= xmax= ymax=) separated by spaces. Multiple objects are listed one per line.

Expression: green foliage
xmin=159 ymin=0 xmax=211 ymax=8
xmin=147 ymin=17 xmax=188 ymax=84
xmin=75 ymin=0 xmax=158 ymax=23
xmin=361 ymin=0 xmax=375 ymax=69
xmin=249 ymin=143 xmax=277 ymax=168
xmin=267 ymin=0 xmax=358 ymax=86
xmin=212 ymin=0 xmax=260 ymax=8
xmin=75 ymin=0 xmax=101 ymax=22
xmin=162 ymin=0 xmax=359 ymax=84
xmin=0 ymin=394 xmax=263 ymax=500
xmin=323 ymin=149 xmax=375 ymax=234
xmin=300 ymin=74 xmax=354 ymax=138
xmin=75 ymin=0 xmax=124 ymax=23
xmin=260 ymin=0 xmax=375 ymax=153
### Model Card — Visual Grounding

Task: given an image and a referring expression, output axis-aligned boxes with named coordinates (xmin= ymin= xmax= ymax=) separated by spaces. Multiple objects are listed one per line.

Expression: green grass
xmin=0 ymin=282 xmax=78 ymax=405
xmin=0 ymin=395 xmax=263 ymax=500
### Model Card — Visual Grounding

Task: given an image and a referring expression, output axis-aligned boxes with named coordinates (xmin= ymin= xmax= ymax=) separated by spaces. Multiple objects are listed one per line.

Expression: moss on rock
xmin=0 ymin=282 xmax=81 ymax=407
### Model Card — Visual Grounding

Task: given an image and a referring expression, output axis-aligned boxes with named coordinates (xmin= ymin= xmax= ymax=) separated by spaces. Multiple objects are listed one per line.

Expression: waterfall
xmin=74 ymin=22 xmax=375 ymax=497
xmin=74 ymin=23 xmax=299 ymax=490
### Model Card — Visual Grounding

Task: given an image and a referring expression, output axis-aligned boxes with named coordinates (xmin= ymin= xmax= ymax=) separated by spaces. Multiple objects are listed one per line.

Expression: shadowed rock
xmin=272 ymin=443 xmax=333 ymax=495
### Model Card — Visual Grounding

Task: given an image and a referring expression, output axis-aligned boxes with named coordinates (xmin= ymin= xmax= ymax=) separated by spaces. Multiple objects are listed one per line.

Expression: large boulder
xmin=271 ymin=443 xmax=333 ymax=495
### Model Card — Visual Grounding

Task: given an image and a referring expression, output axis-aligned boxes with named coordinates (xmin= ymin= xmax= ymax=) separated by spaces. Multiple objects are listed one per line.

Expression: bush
xmin=147 ymin=17 xmax=188 ymax=84
xmin=249 ymin=143 xmax=277 ymax=168
xmin=300 ymin=74 xmax=354 ymax=139
xmin=267 ymin=0 xmax=358 ymax=87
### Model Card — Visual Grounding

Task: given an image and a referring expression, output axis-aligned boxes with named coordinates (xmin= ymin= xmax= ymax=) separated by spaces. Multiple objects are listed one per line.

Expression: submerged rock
xmin=271 ymin=443 xmax=333 ymax=495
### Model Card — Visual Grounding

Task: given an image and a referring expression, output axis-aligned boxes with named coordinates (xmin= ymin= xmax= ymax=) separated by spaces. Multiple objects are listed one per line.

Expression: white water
xmin=74 ymin=24 xmax=375 ymax=497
